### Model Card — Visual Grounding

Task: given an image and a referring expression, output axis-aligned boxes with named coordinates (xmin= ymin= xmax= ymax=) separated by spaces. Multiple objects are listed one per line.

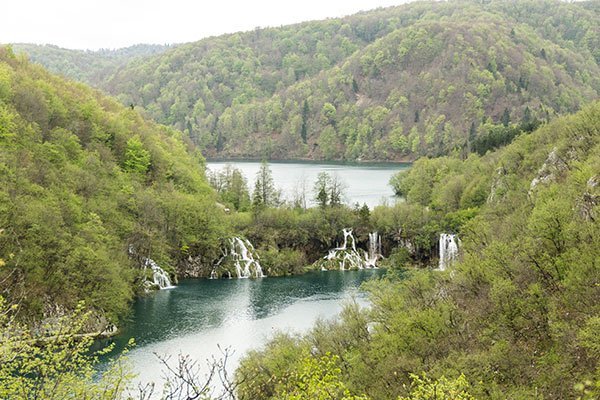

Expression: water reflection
xmin=102 ymin=270 xmax=384 ymax=389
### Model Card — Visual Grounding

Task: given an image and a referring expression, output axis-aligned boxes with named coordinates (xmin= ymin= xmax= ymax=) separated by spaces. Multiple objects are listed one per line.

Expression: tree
xmin=226 ymin=168 xmax=251 ymax=210
xmin=0 ymin=299 xmax=131 ymax=400
xmin=273 ymin=352 xmax=369 ymax=400
xmin=398 ymin=373 xmax=476 ymax=400
xmin=292 ymin=176 xmax=309 ymax=209
xmin=352 ymin=78 xmax=359 ymax=93
xmin=313 ymin=172 xmax=346 ymax=207
xmin=209 ymin=165 xmax=251 ymax=211
xmin=501 ymin=108 xmax=510 ymax=127
xmin=252 ymin=160 xmax=280 ymax=209
xmin=123 ymin=136 xmax=151 ymax=174
xmin=314 ymin=172 xmax=331 ymax=208
xmin=322 ymin=103 xmax=337 ymax=126
xmin=301 ymin=100 xmax=310 ymax=143
xmin=329 ymin=174 xmax=346 ymax=207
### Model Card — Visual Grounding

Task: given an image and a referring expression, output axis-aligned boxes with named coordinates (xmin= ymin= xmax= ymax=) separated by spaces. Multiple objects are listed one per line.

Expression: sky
xmin=2 ymin=0 xmax=412 ymax=50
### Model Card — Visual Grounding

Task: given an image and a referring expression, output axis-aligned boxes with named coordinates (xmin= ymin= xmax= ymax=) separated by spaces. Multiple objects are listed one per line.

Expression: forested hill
xmin=0 ymin=47 xmax=226 ymax=323
xmin=11 ymin=43 xmax=171 ymax=85
xmin=17 ymin=0 xmax=600 ymax=161
xmin=235 ymin=101 xmax=600 ymax=399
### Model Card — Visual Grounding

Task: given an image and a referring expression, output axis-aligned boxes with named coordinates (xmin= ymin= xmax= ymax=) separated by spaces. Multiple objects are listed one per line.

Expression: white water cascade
xmin=143 ymin=258 xmax=175 ymax=289
xmin=438 ymin=233 xmax=460 ymax=271
xmin=365 ymin=231 xmax=382 ymax=268
xmin=211 ymin=237 xmax=265 ymax=279
xmin=322 ymin=229 xmax=380 ymax=270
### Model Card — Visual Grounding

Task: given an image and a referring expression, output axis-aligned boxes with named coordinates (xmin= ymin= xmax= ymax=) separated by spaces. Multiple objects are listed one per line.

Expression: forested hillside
xmin=235 ymin=101 xmax=600 ymax=399
xmin=17 ymin=0 xmax=598 ymax=161
xmin=0 ymin=46 xmax=226 ymax=324
xmin=12 ymin=43 xmax=171 ymax=85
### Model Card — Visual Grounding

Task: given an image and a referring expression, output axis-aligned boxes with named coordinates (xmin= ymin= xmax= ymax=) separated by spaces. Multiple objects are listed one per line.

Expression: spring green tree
xmin=0 ymin=298 xmax=132 ymax=400
xmin=123 ymin=136 xmax=151 ymax=174
xmin=253 ymin=160 xmax=280 ymax=209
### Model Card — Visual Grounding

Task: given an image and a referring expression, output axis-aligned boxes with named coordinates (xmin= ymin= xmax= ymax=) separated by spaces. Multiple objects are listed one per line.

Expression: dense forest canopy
xmin=0 ymin=46 xmax=226 ymax=323
xmin=1 ymin=1 xmax=599 ymax=398
xmin=10 ymin=43 xmax=171 ymax=85
xmin=236 ymin=101 xmax=600 ymax=400
xmin=15 ymin=0 xmax=600 ymax=161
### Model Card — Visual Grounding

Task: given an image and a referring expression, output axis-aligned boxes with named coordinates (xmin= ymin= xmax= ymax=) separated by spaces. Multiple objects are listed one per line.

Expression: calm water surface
xmin=106 ymin=270 xmax=385 ymax=392
xmin=206 ymin=161 xmax=409 ymax=209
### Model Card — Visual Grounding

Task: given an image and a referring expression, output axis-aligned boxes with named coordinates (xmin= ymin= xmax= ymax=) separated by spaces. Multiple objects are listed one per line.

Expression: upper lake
xmin=206 ymin=160 xmax=409 ymax=209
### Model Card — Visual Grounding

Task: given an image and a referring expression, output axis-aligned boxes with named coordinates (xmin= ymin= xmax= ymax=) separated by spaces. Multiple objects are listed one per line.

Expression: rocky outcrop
xmin=180 ymin=255 xmax=213 ymax=278
xmin=487 ymin=166 xmax=508 ymax=204
xmin=529 ymin=147 xmax=569 ymax=196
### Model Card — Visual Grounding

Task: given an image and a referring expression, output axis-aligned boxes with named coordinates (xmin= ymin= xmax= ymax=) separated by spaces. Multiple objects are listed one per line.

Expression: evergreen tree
xmin=501 ymin=108 xmax=511 ymax=127
xmin=313 ymin=172 xmax=331 ymax=208
xmin=301 ymin=100 xmax=309 ymax=144
xmin=252 ymin=160 xmax=280 ymax=209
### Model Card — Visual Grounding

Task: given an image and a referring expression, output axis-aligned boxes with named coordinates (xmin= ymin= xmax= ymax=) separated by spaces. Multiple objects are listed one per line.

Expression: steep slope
xmin=216 ymin=8 xmax=599 ymax=160
xmin=83 ymin=0 xmax=600 ymax=161
xmin=0 ymin=47 xmax=226 ymax=323
xmin=236 ymin=102 xmax=600 ymax=399
xmin=11 ymin=43 xmax=171 ymax=84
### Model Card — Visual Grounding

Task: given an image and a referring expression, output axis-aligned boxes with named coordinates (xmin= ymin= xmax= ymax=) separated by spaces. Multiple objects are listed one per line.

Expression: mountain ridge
xmin=11 ymin=1 xmax=600 ymax=163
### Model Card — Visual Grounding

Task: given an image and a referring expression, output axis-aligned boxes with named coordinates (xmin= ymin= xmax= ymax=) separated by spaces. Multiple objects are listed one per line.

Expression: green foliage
xmin=259 ymin=247 xmax=308 ymax=276
xmin=398 ymin=374 xmax=476 ymax=400
xmin=253 ymin=160 xmax=281 ymax=209
xmin=0 ymin=50 xmax=226 ymax=322
xmin=12 ymin=43 xmax=170 ymax=84
xmin=237 ymin=102 xmax=600 ymax=399
xmin=313 ymin=172 xmax=346 ymax=208
xmin=0 ymin=297 xmax=132 ymax=400
xmin=123 ymin=136 xmax=151 ymax=174
xmin=20 ymin=1 xmax=598 ymax=162
xmin=235 ymin=205 xmax=362 ymax=275
xmin=273 ymin=352 xmax=369 ymax=400
xmin=208 ymin=164 xmax=251 ymax=211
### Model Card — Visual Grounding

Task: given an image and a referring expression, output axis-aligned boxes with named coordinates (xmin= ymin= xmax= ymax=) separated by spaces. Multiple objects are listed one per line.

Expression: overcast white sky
xmin=2 ymin=0 xmax=412 ymax=50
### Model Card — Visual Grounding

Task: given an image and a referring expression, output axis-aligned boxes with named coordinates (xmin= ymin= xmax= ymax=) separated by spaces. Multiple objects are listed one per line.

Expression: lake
xmin=104 ymin=270 xmax=385 ymax=395
xmin=206 ymin=160 xmax=409 ymax=209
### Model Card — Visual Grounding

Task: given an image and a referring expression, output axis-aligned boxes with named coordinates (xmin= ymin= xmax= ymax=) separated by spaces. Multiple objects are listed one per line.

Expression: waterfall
xmin=336 ymin=228 xmax=357 ymax=251
xmin=438 ymin=233 xmax=460 ymax=270
xmin=365 ymin=232 xmax=382 ymax=268
xmin=212 ymin=237 xmax=265 ymax=279
xmin=129 ymin=245 xmax=175 ymax=290
xmin=143 ymin=258 xmax=175 ymax=289
xmin=321 ymin=229 xmax=379 ymax=270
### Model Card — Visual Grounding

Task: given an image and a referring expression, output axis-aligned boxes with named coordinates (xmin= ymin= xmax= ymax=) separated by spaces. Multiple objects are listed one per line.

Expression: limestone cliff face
xmin=528 ymin=147 xmax=570 ymax=196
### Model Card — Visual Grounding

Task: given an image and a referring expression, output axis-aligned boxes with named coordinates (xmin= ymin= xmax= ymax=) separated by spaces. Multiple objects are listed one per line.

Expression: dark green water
xmin=106 ymin=269 xmax=384 ymax=388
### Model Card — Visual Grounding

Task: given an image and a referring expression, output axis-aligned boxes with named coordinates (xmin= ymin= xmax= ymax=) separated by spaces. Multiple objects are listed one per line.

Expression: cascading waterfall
xmin=211 ymin=237 xmax=265 ymax=279
xmin=143 ymin=258 xmax=175 ymax=289
xmin=129 ymin=245 xmax=175 ymax=290
xmin=438 ymin=233 xmax=460 ymax=270
xmin=365 ymin=231 xmax=382 ymax=268
xmin=322 ymin=229 xmax=380 ymax=270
